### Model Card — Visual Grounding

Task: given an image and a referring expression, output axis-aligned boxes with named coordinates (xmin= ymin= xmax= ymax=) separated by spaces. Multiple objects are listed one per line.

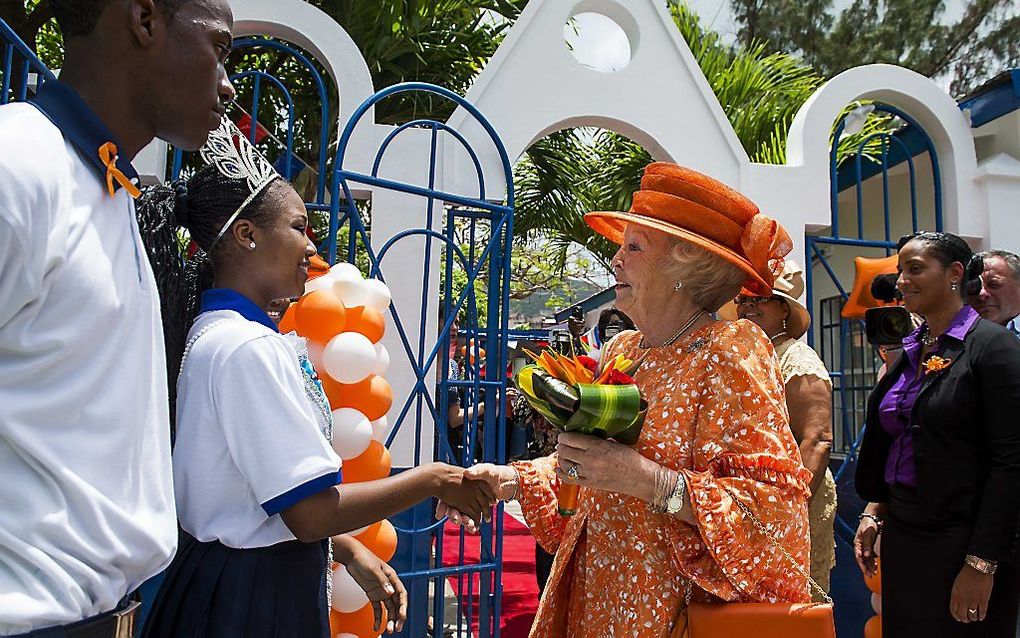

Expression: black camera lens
xmin=865 ymin=306 xmax=914 ymax=346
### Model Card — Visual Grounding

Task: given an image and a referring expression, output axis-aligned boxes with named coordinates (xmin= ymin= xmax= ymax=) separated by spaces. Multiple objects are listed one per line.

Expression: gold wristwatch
xmin=664 ymin=471 xmax=686 ymax=515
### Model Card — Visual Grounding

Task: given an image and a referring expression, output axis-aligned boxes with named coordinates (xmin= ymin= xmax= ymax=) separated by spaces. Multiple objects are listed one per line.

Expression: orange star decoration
xmin=842 ymin=254 xmax=899 ymax=319
xmin=923 ymin=355 xmax=952 ymax=375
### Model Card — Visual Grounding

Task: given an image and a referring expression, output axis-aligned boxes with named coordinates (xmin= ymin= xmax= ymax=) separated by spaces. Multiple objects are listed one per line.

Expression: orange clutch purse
xmin=673 ymin=487 xmax=836 ymax=638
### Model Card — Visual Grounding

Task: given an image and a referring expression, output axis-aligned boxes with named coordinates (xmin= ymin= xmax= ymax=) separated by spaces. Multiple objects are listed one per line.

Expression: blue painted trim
xmin=261 ymin=469 xmax=342 ymax=516
xmin=199 ymin=288 xmax=279 ymax=332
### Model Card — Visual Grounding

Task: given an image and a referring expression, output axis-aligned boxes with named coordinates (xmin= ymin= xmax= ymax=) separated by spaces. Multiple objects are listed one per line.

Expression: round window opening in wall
xmin=563 ymin=12 xmax=633 ymax=72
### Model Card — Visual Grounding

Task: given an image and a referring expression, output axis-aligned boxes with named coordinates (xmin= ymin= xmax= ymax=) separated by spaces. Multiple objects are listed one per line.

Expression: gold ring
xmin=567 ymin=463 xmax=580 ymax=481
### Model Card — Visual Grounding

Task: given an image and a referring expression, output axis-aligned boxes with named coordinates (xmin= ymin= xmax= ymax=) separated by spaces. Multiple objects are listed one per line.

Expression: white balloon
xmin=323 ymin=333 xmax=376 ymax=384
xmin=331 ymin=408 xmax=373 ymax=459
xmin=331 ymin=564 xmax=369 ymax=613
xmin=361 ymin=279 xmax=392 ymax=312
xmin=333 ymin=278 xmax=371 ymax=309
xmin=370 ymin=416 xmax=388 ymax=442
xmin=871 ymin=592 xmax=881 ymax=615
xmin=306 ymin=341 xmax=325 ymax=372
xmin=304 ymin=276 xmax=333 ymax=294
xmin=329 ymin=261 xmax=363 ymax=283
xmin=373 ymin=343 xmax=390 ymax=377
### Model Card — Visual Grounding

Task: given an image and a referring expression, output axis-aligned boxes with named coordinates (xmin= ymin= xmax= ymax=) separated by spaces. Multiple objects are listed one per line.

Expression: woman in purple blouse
xmin=855 ymin=232 xmax=1020 ymax=637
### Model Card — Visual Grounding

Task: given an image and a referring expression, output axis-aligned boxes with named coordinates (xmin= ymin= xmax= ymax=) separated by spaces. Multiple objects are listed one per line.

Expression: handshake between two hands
xmin=434 ymin=463 xmax=517 ymax=533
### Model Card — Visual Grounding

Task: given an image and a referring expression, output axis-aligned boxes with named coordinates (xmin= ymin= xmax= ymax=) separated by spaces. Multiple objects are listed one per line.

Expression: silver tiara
xmin=199 ymin=116 xmax=279 ymax=251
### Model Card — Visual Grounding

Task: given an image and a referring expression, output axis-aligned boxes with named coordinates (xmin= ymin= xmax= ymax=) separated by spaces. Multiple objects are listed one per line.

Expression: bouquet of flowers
xmin=515 ymin=350 xmax=647 ymax=515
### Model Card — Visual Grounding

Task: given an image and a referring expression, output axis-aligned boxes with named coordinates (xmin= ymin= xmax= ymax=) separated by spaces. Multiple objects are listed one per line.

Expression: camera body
xmin=864 ymin=273 xmax=913 ymax=346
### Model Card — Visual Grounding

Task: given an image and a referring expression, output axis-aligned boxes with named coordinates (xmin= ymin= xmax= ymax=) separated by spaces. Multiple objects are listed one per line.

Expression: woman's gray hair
xmin=661 ymin=238 xmax=746 ymax=312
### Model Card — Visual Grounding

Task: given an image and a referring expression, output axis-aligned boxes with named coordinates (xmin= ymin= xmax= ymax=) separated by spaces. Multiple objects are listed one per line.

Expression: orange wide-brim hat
xmin=585 ymin=162 xmax=792 ymax=296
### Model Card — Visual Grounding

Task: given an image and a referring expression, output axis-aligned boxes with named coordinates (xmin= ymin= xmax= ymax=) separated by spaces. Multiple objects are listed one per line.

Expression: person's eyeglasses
xmin=733 ymin=295 xmax=776 ymax=306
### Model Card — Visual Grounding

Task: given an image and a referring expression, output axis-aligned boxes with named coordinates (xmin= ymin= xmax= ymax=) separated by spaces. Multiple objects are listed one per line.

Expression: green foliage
xmin=729 ymin=0 xmax=1019 ymax=96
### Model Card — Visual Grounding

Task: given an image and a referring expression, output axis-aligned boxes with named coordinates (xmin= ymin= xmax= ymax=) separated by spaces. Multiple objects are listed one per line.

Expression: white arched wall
xmin=229 ymin=0 xmax=375 ymax=135
xmin=446 ymin=0 xmax=749 ymax=199
xmin=786 ymin=64 xmax=984 ymax=241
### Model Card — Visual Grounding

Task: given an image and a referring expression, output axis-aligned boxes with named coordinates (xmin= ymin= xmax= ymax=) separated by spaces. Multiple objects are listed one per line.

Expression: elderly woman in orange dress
xmin=442 ymin=162 xmax=814 ymax=636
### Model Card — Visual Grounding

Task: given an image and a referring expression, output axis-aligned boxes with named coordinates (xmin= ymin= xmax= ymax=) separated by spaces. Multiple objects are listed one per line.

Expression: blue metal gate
xmin=0 ymin=19 xmax=55 ymax=105
xmin=331 ymin=83 xmax=514 ymax=638
xmin=805 ymin=103 xmax=943 ymax=636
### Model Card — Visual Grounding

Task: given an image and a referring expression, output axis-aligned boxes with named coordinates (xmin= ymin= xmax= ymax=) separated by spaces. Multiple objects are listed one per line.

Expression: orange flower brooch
xmin=923 ymin=355 xmax=952 ymax=375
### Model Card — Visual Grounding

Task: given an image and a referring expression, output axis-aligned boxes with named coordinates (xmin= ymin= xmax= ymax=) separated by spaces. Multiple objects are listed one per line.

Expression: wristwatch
xmin=664 ymin=471 xmax=686 ymax=515
xmin=965 ymin=554 xmax=998 ymax=575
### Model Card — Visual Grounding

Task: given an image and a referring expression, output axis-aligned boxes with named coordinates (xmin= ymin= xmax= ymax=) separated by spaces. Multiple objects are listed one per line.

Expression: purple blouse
xmin=878 ymin=305 xmax=980 ymax=486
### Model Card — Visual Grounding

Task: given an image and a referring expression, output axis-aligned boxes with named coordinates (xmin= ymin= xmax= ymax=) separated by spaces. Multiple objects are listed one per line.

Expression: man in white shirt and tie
xmin=969 ymin=250 xmax=1020 ymax=338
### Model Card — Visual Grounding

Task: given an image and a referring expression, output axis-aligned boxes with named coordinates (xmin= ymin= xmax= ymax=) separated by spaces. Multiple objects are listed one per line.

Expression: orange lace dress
xmin=512 ymin=319 xmax=812 ymax=637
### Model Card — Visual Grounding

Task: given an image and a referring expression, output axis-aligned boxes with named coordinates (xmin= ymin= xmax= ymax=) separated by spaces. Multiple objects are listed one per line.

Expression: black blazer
xmin=856 ymin=316 xmax=1020 ymax=562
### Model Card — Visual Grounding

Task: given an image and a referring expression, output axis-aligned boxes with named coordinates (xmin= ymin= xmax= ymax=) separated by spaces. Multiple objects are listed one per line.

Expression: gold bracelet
xmin=965 ymin=554 xmax=997 ymax=575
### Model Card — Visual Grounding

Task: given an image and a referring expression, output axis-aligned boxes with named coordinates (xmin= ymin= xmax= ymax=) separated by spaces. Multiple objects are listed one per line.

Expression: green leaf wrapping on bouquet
xmin=565 ymin=383 xmax=645 ymax=443
xmin=515 ymin=365 xmax=646 ymax=443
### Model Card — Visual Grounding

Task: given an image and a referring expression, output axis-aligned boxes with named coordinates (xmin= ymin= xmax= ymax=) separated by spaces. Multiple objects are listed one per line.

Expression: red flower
xmin=605 ymin=369 xmax=635 ymax=385
xmin=577 ymin=356 xmax=598 ymax=373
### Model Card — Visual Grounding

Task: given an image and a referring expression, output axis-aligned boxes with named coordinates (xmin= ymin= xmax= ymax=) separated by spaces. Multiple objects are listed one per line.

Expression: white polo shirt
xmin=173 ymin=291 xmax=341 ymax=549
xmin=0 ymin=82 xmax=176 ymax=633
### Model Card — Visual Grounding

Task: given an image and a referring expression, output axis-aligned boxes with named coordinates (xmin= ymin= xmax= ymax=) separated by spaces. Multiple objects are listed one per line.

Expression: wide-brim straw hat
xmin=718 ymin=260 xmax=812 ymax=339
xmin=584 ymin=162 xmax=792 ymax=296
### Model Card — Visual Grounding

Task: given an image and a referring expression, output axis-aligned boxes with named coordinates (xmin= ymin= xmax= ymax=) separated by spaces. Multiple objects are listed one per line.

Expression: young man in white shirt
xmin=0 ymin=0 xmax=235 ymax=634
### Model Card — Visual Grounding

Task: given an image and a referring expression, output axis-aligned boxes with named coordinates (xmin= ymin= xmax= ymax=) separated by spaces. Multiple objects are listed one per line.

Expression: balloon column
xmin=863 ymin=558 xmax=882 ymax=638
xmin=281 ymin=262 xmax=398 ymax=638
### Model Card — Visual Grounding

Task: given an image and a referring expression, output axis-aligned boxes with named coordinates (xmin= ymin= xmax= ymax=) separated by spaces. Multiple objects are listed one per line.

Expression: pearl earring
xmin=249 ymin=241 xmax=256 ymax=251
xmin=783 ymin=319 xmax=788 ymax=331
xmin=674 ymin=281 xmax=684 ymax=292
xmin=951 ymin=281 xmax=958 ymax=291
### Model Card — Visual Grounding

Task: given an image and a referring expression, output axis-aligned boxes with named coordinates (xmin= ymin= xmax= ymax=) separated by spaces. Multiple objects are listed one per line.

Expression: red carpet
xmin=442 ymin=512 xmax=539 ymax=637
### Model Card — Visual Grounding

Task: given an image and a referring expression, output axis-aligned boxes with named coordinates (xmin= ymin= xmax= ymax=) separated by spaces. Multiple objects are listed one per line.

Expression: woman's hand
xmin=435 ymin=463 xmax=516 ymax=532
xmin=332 ymin=535 xmax=407 ymax=634
xmin=431 ymin=463 xmax=497 ymax=529
xmin=853 ymin=514 xmax=881 ymax=578
xmin=950 ymin=565 xmax=994 ymax=623
xmin=555 ymin=432 xmax=654 ymax=499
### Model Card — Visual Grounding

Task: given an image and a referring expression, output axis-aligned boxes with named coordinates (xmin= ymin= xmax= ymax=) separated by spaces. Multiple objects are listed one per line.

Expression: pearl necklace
xmin=639 ymin=309 xmax=707 ymax=349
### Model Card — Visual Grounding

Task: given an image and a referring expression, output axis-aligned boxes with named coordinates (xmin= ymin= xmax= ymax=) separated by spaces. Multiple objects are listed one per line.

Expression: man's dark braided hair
xmin=51 ymin=0 xmax=190 ymax=40
xmin=897 ymin=231 xmax=984 ymax=298
xmin=135 ymin=164 xmax=281 ymax=428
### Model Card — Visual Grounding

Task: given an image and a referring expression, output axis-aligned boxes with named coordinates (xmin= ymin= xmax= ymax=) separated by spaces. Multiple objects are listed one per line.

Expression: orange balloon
xmin=295 ymin=289 xmax=347 ymax=345
xmin=319 ymin=374 xmax=345 ymax=410
xmin=864 ymin=558 xmax=882 ymax=595
xmin=355 ymin=519 xmax=397 ymax=561
xmin=842 ymin=254 xmax=899 ymax=319
xmin=278 ymin=303 xmax=297 ymax=334
xmin=345 ymin=306 xmax=385 ymax=343
xmin=343 ymin=440 xmax=392 ymax=483
xmin=331 ymin=604 xmax=386 ymax=638
xmin=334 ymin=375 xmax=393 ymax=421
xmin=863 ymin=614 xmax=882 ymax=638
xmin=306 ymin=253 xmax=331 ymax=281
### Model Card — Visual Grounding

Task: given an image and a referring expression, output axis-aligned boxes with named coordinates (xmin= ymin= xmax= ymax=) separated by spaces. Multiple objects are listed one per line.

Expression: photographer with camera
xmin=968 ymin=250 xmax=1020 ymax=338
xmin=855 ymin=232 xmax=1020 ymax=637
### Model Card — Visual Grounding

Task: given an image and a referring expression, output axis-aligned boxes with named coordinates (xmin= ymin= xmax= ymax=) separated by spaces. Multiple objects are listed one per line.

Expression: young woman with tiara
xmin=139 ymin=118 xmax=495 ymax=637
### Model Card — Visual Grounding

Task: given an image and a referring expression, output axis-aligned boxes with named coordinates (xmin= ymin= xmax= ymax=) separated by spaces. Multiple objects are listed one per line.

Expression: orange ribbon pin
xmin=98 ymin=142 xmax=141 ymax=199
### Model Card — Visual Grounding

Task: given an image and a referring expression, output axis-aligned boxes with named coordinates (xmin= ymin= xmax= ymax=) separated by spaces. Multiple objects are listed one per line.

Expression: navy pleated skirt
xmin=142 ymin=533 xmax=330 ymax=638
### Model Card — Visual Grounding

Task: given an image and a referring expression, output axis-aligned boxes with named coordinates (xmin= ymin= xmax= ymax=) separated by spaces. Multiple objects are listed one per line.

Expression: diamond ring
xmin=567 ymin=463 xmax=580 ymax=481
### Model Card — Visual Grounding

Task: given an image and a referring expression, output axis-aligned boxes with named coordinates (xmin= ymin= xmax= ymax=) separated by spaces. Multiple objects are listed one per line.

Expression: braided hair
xmin=136 ymin=165 xmax=282 ymax=427
xmin=897 ymin=231 xmax=984 ymax=297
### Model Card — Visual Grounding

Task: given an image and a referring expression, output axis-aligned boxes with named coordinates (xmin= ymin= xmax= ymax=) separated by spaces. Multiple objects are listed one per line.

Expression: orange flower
xmin=923 ymin=355 xmax=952 ymax=375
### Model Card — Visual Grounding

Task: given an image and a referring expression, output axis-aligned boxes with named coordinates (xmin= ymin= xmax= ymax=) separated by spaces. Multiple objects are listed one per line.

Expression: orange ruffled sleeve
xmin=668 ymin=322 xmax=813 ymax=603
xmin=511 ymin=455 xmax=567 ymax=553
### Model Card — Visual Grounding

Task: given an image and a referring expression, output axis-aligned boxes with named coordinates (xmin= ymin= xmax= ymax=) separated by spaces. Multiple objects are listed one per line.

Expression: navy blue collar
xmin=200 ymin=289 xmax=279 ymax=332
xmin=29 ymin=80 xmax=139 ymax=191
